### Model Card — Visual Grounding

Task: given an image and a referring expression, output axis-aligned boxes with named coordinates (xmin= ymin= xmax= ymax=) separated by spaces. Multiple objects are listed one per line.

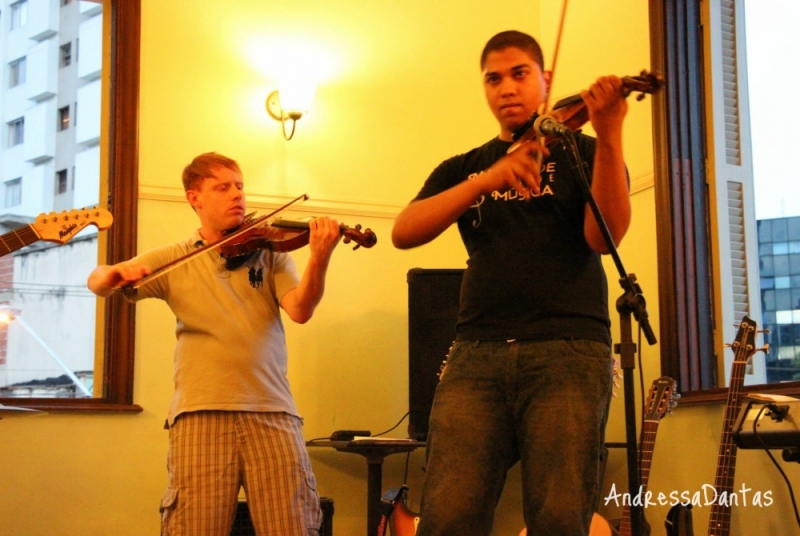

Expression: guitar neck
xmin=618 ymin=419 xmax=660 ymax=536
xmin=0 ymin=224 xmax=40 ymax=257
xmin=707 ymin=359 xmax=748 ymax=536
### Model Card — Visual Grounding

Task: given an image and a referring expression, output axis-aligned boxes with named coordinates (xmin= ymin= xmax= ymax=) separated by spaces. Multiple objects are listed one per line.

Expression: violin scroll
xmin=342 ymin=223 xmax=377 ymax=250
xmin=620 ymin=70 xmax=664 ymax=102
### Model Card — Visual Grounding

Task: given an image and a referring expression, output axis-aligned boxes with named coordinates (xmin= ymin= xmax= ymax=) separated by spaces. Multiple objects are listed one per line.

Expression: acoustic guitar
xmin=665 ymin=502 xmax=695 ymax=536
xmin=382 ymin=485 xmax=615 ymax=536
xmin=0 ymin=207 xmax=113 ymax=257
xmin=617 ymin=376 xmax=678 ymax=536
xmin=518 ymin=514 xmax=614 ymax=536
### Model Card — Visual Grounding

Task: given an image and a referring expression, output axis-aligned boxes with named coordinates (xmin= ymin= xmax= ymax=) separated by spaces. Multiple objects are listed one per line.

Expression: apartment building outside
xmin=0 ymin=0 xmax=103 ymax=397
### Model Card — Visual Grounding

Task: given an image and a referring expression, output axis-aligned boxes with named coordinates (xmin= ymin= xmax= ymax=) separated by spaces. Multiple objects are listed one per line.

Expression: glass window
xmin=4 ymin=179 xmax=22 ymax=208
xmin=9 ymin=57 xmax=26 ymax=88
xmin=7 ymin=118 xmax=24 ymax=147
xmin=773 ymin=242 xmax=789 ymax=255
xmin=56 ymin=170 xmax=68 ymax=194
xmin=58 ymin=106 xmax=70 ymax=131
xmin=0 ymin=1 xmax=141 ymax=410
xmin=10 ymin=1 xmax=28 ymax=30
xmin=655 ymin=0 xmax=800 ymax=395
xmin=60 ymin=43 xmax=72 ymax=68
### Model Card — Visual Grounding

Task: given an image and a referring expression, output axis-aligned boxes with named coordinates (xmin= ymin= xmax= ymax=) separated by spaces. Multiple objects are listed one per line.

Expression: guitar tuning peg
xmin=757 ymin=344 xmax=770 ymax=355
xmin=723 ymin=343 xmax=732 ymax=349
xmin=758 ymin=328 xmax=771 ymax=334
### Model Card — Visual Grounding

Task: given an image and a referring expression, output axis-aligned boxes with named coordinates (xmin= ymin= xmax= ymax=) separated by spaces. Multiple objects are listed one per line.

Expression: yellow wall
xmin=0 ymin=1 xmax=798 ymax=535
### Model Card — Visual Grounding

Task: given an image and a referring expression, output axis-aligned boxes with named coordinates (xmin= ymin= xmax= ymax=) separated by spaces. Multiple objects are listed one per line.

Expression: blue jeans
xmin=416 ymin=339 xmax=614 ymax=536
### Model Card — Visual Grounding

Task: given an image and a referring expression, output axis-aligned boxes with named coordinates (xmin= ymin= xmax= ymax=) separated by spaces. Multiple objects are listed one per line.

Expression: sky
xmin=746 ymin=0 xmax=800 ymax=221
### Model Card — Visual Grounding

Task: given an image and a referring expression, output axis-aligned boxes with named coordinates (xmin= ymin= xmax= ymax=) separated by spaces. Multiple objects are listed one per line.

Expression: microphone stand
xmin=553 ymin=127 xmax=658 ymax=536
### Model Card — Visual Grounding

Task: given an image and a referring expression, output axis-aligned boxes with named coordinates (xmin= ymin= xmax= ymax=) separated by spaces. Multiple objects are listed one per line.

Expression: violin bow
xmin=546 ymin=0 xmax=569 ymax=116
xmin=536 ymin=0 xmax=569 ymax=162
xmin=508 ymin=0 xmax=569 ymax=157
xmin=116 ymin=193 xmax=309 ymax=296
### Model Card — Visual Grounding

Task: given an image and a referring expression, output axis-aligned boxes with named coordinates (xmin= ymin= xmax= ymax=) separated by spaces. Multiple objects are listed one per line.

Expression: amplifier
xmin=231 ymin=497 xmax=334 ymax=536
xmin=407 ymin=268 xmax=464 ymax=441
xmin=733 ymin=399 xmax=800 ymax=449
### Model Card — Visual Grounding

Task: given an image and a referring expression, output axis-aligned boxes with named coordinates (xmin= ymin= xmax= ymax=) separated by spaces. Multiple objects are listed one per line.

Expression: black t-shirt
xmin=413 ymin=134 xmax=611 ymax=345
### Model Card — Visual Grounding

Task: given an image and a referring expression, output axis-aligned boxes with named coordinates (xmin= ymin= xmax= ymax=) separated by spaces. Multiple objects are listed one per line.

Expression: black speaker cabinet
xmin=230 ymin=497 xmax=334 ymax=536
xmin=407 ymin=268 xmax=464 ymax=441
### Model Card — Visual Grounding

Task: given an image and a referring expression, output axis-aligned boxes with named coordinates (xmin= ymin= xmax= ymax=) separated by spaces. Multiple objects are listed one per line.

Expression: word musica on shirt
xmin=468 ymin=162 xmax=558 ymax=202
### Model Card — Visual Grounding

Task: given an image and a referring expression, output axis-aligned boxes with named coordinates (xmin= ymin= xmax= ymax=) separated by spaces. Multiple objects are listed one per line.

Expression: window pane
xmin=9 ymin=57 xmax=26 ymax=88
xmin=0 ymin=3 xmax=103 ymax=398
xmin=11 ymin=1 xmax=28 ymax=30
xmin=748 ymin=0 xmax=800 ymax=385
xmin=4 ymin=179 xmax=22 ymax=208
xmin=60 ymin=43 xmax=72 ymax=68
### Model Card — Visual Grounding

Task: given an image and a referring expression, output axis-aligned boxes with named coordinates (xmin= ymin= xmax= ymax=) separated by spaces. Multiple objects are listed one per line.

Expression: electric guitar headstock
xmin=32 ymin=207 xmax=113 ymax=244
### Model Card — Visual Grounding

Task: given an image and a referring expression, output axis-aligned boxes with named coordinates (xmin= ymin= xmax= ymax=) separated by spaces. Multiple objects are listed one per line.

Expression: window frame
xmin=0 ymin=0 xmax=142 ymax=412
xmin=9 ymin=57 xmax=26 ymax=88
xmin=10 ymin=0 xmax=28 ymax=31
xmin=7 ymin=118 xmax=24 ymax=147
xmin=60 ymin=42 xmax=72 ymax=68
xmin=55 ymin=169 xmax=68 ymax=194
xmin=4 ymin=178 xmax=22 ymax=208
xmin=650 ymin=0 xmax=800 ymax=401
xmin=57 ymin=105 xmax=70 ymax=131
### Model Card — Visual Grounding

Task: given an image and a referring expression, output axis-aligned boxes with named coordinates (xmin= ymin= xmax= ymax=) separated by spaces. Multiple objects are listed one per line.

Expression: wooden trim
xmin=103 ymin=0 xmax=140 ymax=407
xmin=651 ymin=0 xmax=716 ymax=394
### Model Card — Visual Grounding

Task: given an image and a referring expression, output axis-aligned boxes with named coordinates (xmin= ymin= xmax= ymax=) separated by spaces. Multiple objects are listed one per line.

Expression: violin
xmin=219 ymin=217 xmax=377 ymax=259
xmin=509 ymin=70 xmax=664 ymax=151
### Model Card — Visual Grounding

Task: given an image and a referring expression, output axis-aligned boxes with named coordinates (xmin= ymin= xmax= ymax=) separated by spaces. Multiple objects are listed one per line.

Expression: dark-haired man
xmin=89 ymin=152 xmax=341 ymax=536
xmin=392 ymin=30 xmax=631 ymax=535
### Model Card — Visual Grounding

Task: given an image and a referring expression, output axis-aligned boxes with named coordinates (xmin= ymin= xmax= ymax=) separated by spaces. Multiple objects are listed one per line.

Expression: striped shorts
xmin=160 ymin=410 xmax=321 ymax=536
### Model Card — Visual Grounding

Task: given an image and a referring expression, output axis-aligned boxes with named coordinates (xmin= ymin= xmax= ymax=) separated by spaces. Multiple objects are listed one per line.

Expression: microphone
xmin=533 ymin=115 xmax=571 ymax=137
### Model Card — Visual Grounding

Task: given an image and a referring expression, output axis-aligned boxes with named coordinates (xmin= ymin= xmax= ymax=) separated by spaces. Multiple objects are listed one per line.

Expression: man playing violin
xmin=392 ymin=30 xmax=631 ymax=535
xmin=88 ymin=152 xmax=341 ymax=536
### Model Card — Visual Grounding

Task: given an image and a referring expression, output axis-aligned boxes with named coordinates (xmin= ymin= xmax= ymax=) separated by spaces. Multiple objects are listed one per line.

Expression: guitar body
xmin=665 ymin=503 xmax=695 ymax=536
xmin=519 ymin=513 xmax=613 ymax=536
xmin=617 ymin=377 xmax=677 ymax=536
xmin=389 ymin=497 xmax=420 ymax=536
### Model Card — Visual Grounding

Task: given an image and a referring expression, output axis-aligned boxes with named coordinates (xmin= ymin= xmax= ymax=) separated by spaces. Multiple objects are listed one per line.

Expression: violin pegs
xmin=352 ymin=243 xmax=361 ymax=251
xmin=355 ymin=224 xmax=362 ymax=231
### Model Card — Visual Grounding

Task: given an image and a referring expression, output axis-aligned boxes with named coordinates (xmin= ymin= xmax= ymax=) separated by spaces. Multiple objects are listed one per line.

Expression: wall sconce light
xmin=266 ymin=80 xmax=317 ymax=140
